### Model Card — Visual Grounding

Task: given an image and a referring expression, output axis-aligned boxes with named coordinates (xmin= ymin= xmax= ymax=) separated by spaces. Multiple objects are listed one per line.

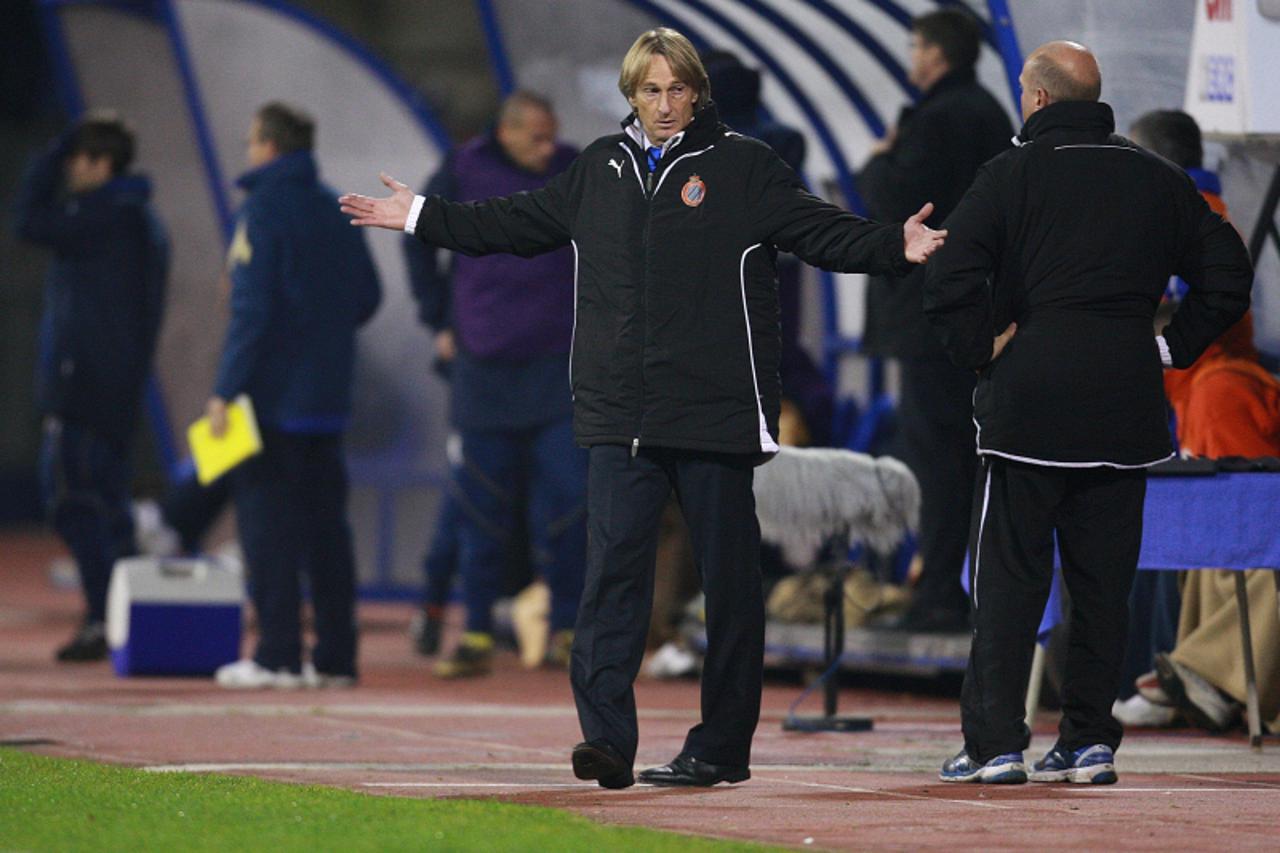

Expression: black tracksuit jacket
xmin=413 ymin=104 xmax=911 ymax=458
xmin=858 ymin=68 xmax=1013 ymax=359
xmin=924 ymin=101 xmax=1253 ymax=467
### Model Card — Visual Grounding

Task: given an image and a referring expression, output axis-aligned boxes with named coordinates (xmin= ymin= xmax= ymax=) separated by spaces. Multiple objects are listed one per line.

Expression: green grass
xmin=0 ymin=748 xmax=774 ymax=852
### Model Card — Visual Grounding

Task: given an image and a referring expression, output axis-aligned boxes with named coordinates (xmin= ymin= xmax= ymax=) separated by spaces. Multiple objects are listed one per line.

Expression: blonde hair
xmin=617 ymin=28 xmax=711 ymax=107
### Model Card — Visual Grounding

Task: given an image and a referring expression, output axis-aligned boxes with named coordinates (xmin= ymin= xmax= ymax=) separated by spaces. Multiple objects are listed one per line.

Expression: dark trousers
xmin=962 ymin=457 xmax=1146 ymax=762
xmin=421 ymin=489 xmax=461 ymax=609
xmin=232 ymin=430 xmax=357 ymax=676
xmin=896 ymin=356 xmax=977 ymax=618
xmin=161 ymin=471 xmax=231 ymax=554
xmin=1118 ymin=571 xmax=1181 ymax=699
xmin=39 ymin=419 xmax=135 ymax=624
xmin=455 ymin=417 xmax=587 ymax=634
xmin=571 ymin=445 xmax=764 ymax=768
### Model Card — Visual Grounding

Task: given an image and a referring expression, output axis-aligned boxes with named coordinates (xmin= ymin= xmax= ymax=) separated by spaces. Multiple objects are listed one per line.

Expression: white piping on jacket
xmin=568 ymin=239 xmax=578 ymax=397
xmin=972 ymin=464 xmax=993 ymax=610
xmin=739 ymin=244 xmax=779 ymax=454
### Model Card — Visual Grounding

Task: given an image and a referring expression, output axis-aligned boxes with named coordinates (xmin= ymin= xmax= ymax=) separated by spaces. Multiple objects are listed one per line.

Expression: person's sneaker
xmin=1136 ymin=670 xmax=1173 ymax=706
xmin=645 ymin=641 xmax=700 ymax=679
xmin=1155 ymin=653 xmax=1240 ymax=731
xmin=1030 ymin=744 xmax=1118 ymax=784
xmin=1112 ymin=694 xmax=1177 ymax=728
xmin=410 ymin=606 xmax=444 ymax=657
xmin=302 ymin=662 xmax=357 ymax=689
xmin=55 ymin=621 xmax=107 ymax=662
xmin=433 ymin=632 xmax=494 ymax=679
xmin=544 ymin=629 xmax=573 ymax=670
xmin=215 ymin=659 xmax=304 ymax=689
xmin=132 ymin=499 xmax=181 ymax=557
xmin=939 ymin=750 xmax=1027 ymax=783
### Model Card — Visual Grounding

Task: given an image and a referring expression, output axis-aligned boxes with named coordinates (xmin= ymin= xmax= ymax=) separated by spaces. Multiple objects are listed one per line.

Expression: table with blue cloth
xmin=1138 ymin=471 xmax=1280 ymax=746
xmin=1139 ymin=472 xmax=1280 ymax=571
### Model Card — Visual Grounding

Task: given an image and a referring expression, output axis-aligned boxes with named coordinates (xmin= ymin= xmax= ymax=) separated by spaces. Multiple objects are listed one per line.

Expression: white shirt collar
xmin=625 ymin=118 xmax=686 ymax=153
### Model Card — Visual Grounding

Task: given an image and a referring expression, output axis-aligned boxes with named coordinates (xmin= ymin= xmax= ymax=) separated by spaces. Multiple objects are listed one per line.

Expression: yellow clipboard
xmin=187 ymin=394 xmax=263 ymax=485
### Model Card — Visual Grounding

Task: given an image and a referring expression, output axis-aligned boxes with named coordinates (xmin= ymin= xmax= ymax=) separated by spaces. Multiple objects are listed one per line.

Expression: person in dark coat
xmin=14 ymin=113 xmax=168 ymax=662
xmin=209 ymin=102 xmax=381 ymax=690
xmin=403 ymin=91 xmax=586 ymax=679
xmin=857 ymin=8 xmax=1014 ymax=632
xmin=341 ymin=28 xmax=945 ymax=788
xmin=924 ymin=41 xmax=1252 ymax=784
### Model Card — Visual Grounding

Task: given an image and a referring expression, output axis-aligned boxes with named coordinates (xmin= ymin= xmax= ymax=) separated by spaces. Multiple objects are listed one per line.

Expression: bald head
xmin=1019 ymin=41 xmax=1101 ymax=121
xmin=495 ymin=90 xmax=558 ymax=174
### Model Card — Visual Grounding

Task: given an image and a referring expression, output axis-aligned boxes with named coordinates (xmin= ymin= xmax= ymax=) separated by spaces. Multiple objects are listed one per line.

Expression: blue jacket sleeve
xmin=403 ymin=159 xmax=456 ymax=329
xmin=13 ymin=136 xmax=115 ymax=256
xmin=354 ymin=228 xmax=382 ymax=327
xmin=214 ymin=206 xmax=279 ymax=400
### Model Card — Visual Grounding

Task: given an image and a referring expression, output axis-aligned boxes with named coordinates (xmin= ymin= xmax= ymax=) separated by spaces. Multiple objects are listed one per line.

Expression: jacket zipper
xmin=634 ymin=157 xmax=657 ymax=458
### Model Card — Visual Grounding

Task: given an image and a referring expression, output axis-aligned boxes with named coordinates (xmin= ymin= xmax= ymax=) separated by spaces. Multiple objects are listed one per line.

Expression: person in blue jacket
xmin=15 ymin=112 xmax=168 ymax=662
xmin=208 ymin=102 xmax=381 ymax=689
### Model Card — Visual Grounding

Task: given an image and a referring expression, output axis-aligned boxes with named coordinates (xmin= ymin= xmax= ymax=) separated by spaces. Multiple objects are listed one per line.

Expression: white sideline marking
xmin=1064 ymin=787 xmax=1280 ymax=794
xmin=755 ymin=777 xmax=1017 ymax=810
xmin=143 ymin=762 xmax=570 ymax=774
xmin=363 ymin=783 xmax=583 ymax=789
xmin=1178 ymin=774 xmax=1280 ymax=789
xmin=308 ymin=714 xmax=565 ymax=759
xmin=0 ymin=700 xmax=694 ymax=721
xmin=140 ymin=761 xmax=939 ymax=775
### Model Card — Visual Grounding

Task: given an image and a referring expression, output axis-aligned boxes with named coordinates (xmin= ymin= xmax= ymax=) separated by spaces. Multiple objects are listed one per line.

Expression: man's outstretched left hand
xmin=339 ymin=172 xmax=415 ymax=232
xmin=903 ymin=202 xmax=947 ymax=264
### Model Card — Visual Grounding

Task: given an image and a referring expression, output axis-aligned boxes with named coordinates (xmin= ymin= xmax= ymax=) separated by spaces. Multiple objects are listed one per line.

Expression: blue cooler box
xmin=106 ymin=556 xmax=243 ymax=676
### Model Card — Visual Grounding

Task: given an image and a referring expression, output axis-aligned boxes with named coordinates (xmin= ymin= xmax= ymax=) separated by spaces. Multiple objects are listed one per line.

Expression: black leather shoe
xmin=56 ymin=621 xmax=107 ymax=662
xmin=572 ymin=740 xmax=634 ymax=789
xmin=637 ymin=754 xmax=750 ymax=787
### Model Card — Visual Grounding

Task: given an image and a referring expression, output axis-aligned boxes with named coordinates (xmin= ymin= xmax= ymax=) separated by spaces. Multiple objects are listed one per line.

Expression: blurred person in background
xmin=1114 ymin=109 xmax=1229 ymax=728
xmin=209 ymin=102 xmax=381 ymax=689
xmin=14 ymin=112 xmax=168 ymax=662
xmin=858 ymin=8 xmax=1013 ymax=633
xmin=1122 ymin=109 xmax=1280 ymax=734
xmin=402 ymin=91 xmax=586 ymax=679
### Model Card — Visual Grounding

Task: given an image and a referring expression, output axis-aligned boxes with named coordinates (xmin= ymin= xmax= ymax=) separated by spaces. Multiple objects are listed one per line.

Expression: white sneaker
xmin=132 ymin=499 xmax=181 ymax=557
xmin=1135 ymin=670 xmax=1173 ymax=706
xmin=215 ymin=659 xmax=304 ymax=689
xmin=302 ymin=663 xmax=356 ymax=689
xmin=645 ymin=641 xmax=700 ymax=679
xmin=1112 ymin=694 xmax=1176 ymax=728
xmin=1156 ymin=654 xmax=1240 ymax=731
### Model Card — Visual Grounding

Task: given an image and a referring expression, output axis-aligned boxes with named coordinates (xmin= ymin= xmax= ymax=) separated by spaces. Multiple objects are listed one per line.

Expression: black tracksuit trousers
xmin=897 ymin=355 xmax=978 ymax=620
xmin=570 ymin=444 xmax=764 ymax=769
xmin=962 ymin=456 xmax=1146 ymax=763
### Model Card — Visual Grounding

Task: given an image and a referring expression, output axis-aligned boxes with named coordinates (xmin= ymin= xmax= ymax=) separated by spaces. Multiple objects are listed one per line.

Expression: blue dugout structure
xmin=477 ymin=0 xmax=1023 ymax=455
xmin=39 ymin=0 xmax=454 ymax=597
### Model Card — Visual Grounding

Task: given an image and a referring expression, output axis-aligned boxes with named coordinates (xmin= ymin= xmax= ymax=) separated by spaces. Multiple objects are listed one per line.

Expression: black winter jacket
xmin=924 ymin=101 xmax=1252 ymax=467
xmin=413 ymin=104 xmax=912 ymax=458
xmin=858 ymin=69 xmax=1013 ymax=359
xmin=15 ymin=139 xmax=168 ymax=447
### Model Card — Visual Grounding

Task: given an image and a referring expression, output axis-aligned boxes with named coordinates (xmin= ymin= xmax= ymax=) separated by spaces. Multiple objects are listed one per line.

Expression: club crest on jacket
xmin=681 ymin=175 xmax=706 ymax=207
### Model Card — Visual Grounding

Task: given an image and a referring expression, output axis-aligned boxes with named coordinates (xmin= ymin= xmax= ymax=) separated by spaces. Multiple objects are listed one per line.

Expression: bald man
xmin=924 ymin=42 xmax=1252 ymax=784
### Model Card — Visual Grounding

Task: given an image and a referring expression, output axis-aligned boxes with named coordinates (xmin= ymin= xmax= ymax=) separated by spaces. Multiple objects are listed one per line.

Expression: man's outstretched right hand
xmin=339 ymin=172 xmax=415 ymax=231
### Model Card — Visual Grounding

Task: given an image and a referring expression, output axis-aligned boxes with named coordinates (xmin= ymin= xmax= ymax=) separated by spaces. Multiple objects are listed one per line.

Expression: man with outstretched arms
xmin=342 ymin=27 xmax=945 ymax=788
